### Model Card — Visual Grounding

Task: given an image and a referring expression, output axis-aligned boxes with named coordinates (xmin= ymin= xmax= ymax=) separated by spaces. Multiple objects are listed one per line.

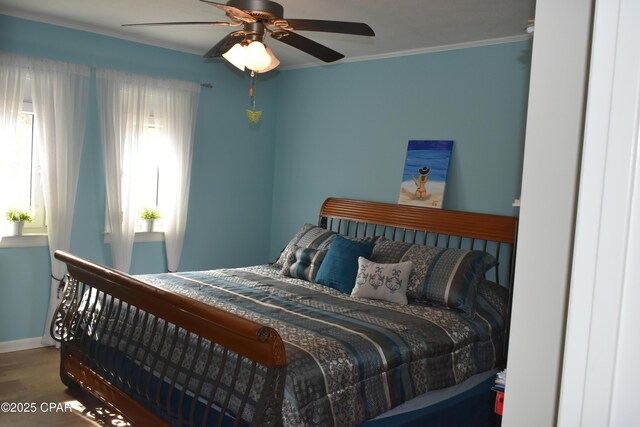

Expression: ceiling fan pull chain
xmin=246 ymin=70 xmax=263 ymax=124
xmin=250 ymin=70 xmax=257 ymax=109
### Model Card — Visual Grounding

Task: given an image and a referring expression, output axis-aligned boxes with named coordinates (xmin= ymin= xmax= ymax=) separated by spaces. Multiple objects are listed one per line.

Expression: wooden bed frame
xmin=50 ymin=197 xmax=518 ymax=427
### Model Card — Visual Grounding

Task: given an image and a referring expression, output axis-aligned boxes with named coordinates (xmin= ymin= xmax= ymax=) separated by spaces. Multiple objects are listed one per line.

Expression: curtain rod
xmin=87 ymin=66 xmax=213 ymax=89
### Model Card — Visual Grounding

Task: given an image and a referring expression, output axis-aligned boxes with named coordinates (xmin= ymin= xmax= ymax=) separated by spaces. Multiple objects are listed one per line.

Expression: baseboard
xmin=0 ymin=337 xmax=51 ymax=353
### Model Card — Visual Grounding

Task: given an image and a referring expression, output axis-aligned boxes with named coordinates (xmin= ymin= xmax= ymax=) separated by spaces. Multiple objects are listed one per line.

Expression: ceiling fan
xmin=124 ymin=0 xmax=375 ymax=72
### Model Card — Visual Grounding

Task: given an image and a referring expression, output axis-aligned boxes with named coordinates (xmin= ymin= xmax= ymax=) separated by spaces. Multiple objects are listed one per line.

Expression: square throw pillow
xmin=370 ymin=239 xmax=413 ymax=264
xmin=346 ymin=235 xmax=384 ymax=244
xmin=274 ymin=223 xmax=336 ymax=268
xmin=399 ymin=244 xmax=448 ymax=299
xmin=416 ymin=248 xmax=496 ymax=315
xmin=351 ymin=257 xmax=412 ymax=305
xmin=315 ymin=235 xmax=375 ymax=294
xmin=280 ymin=245 xmax=327 ymax=282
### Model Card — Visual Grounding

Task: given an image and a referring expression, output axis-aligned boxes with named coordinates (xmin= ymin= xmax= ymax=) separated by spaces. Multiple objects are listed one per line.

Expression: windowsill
xmin=103 ymin=231 xmax=165 ymax=244
xmin=0 ymin=231 xmax=165 ymax=248
xmin=0 ymin=234 xmax=49 ymax=248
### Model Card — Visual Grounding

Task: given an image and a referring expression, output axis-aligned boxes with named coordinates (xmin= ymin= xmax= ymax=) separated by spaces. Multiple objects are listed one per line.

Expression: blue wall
xmin=0 ymin=247 xmax=51 ymax=342
xmin=0 ymin=14 xmax=531 ymax=343
xmin=269 ymin=42 xmax=531 ymax=258
xmin=0 ymin=15 xmax=278 ymax=342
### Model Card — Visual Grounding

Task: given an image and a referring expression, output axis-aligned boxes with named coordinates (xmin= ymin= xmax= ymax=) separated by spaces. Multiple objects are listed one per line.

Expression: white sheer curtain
xmin=30 ymin=58 xmax=90 ymax=346
xmin=96 ymin=69 xmax=149 ymax=273
xmin=155 ymin=80 xmax=199 ymax=272
xmin=96 ymin=69 xmax=199 ymax=273
xmin=1 ymin=53 xmax=89 ymax=345
xmin=0 ymin=53 xmax=29 ymax=242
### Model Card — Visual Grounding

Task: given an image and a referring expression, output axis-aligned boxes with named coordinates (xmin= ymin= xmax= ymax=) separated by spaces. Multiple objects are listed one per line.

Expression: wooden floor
xmin=0 ymin=347 xmax=129 ymax=427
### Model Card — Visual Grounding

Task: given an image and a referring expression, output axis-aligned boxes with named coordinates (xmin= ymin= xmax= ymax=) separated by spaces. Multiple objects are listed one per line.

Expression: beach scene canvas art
xmin=398 ymin=140 xmax=453 ymax=208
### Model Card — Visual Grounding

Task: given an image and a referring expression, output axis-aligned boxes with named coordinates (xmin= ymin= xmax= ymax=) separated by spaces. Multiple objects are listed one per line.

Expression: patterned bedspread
xmin=132 ymin=265 xmax=504 ymax=426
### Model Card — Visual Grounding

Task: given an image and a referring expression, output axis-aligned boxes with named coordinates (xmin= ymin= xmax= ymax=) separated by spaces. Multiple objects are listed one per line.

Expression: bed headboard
xmin=318 ymin=197 xmax=518 ymax=287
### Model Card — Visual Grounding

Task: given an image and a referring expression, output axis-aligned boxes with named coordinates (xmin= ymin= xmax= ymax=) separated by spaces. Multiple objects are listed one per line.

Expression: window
xmin=3 ymin=102 xmax=47 ymax=235
xmin=96 ymin=68 xmax=199 ymax=272
xmin=134 ymin=119 xmax=165 ymax=232
xmin=103 ymin=116 xmax=166 ymax=235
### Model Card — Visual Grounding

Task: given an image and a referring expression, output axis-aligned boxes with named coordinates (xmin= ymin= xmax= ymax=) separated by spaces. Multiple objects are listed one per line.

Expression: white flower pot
xmin=12 ymin=221 xmax=24 ymax=236
xmin=145 ymin=219 xmax=155 ymax=232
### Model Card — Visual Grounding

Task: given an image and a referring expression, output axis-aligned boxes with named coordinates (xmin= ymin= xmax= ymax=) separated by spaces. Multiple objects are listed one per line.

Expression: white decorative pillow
xmin=351 ymin=257 xmax=412 ymax=305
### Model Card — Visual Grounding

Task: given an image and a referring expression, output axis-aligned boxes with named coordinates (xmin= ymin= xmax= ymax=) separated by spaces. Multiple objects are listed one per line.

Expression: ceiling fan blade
xmin=203 ymin=32 xmax=245 ymax=58
xmin=123 ymin=21 xmax=235 ymax=27
xmin=279 ymin=19 xmax=375 ymax=36
xmin=199 ymin=0 xmax=256 ymax=23
xmin=271 ymin=30 xmax=344 ymax=63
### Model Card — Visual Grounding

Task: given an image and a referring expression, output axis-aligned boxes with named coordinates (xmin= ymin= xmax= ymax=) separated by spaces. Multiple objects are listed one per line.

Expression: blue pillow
xmin=315 ymin=235 xmax=375 ymax=294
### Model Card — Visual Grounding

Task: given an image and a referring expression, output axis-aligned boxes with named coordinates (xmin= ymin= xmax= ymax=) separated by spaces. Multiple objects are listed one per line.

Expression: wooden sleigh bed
xmin=50 ymin=198 xmax=518 ymax=427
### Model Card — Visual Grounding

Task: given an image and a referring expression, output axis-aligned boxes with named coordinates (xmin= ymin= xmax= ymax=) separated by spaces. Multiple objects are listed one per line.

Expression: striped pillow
xmin=274 ymin=224 xmax=336 ymax=268
xmin=370 ymin=239 xmax=496 ymax=315
xmin=281 ymin=245 xmax=327 ymax=282
xmin=415 ymin=249 xmax=496 ymax=315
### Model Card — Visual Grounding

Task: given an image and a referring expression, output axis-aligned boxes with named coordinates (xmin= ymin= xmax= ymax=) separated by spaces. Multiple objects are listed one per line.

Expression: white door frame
xmin=558 ymin=0 xmax=640 ymax=424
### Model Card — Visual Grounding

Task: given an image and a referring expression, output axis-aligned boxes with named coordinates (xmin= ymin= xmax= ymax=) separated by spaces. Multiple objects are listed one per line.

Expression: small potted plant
xmin=5 ymin=208 xmax=34 ymax=236
xmin=140 ymin=207 xmax=161 ymax=232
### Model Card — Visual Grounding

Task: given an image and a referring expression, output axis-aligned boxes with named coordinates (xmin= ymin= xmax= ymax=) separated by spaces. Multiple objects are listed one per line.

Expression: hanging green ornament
xmin=246 ymin=71 xmax=262 ymax=124
xmin=246 ymin=109 xmax=262 ymax=124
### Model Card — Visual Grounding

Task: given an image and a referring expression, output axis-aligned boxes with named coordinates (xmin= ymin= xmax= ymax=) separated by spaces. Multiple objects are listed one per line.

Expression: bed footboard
xmin=50 ymin=250 xmax=286 ymax=427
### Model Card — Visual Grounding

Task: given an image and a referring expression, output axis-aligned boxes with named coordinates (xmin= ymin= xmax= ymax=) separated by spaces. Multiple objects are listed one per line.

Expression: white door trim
xmin=558 ymin=0 xmax=640 ymax=424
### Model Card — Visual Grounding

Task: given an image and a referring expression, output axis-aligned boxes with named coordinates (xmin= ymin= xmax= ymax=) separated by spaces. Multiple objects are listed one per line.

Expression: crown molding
xmin=279 ymin=34 xmax=532 ymax=71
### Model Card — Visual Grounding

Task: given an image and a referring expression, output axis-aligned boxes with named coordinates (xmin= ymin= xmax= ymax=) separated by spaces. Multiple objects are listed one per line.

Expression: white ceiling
xmin=0 ymin=0 xmax=535 ymax=69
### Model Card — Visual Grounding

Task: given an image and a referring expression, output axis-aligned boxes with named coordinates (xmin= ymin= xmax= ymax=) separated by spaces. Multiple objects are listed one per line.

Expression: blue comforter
xmin=129 ymin=265 xmax=505 ymax=426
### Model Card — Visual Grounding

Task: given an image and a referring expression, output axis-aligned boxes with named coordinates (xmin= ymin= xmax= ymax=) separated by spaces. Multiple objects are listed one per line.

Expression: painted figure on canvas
xmin=398 ymin=140 xmax=453 ymax=209
xmin=412 ymin=167 xmax=430 ymax=199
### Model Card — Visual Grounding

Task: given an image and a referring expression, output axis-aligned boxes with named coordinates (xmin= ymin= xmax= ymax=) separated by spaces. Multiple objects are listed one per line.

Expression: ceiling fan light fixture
xmin=258 ymin=45 xmax=280 ymax=73
xmin=245 ymin=41 xmax=272 ymax=71
xmin=222 ymin=43 xmax=248 ymax=70
xmin=222 ymin=41 xmax=276 ymax=72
